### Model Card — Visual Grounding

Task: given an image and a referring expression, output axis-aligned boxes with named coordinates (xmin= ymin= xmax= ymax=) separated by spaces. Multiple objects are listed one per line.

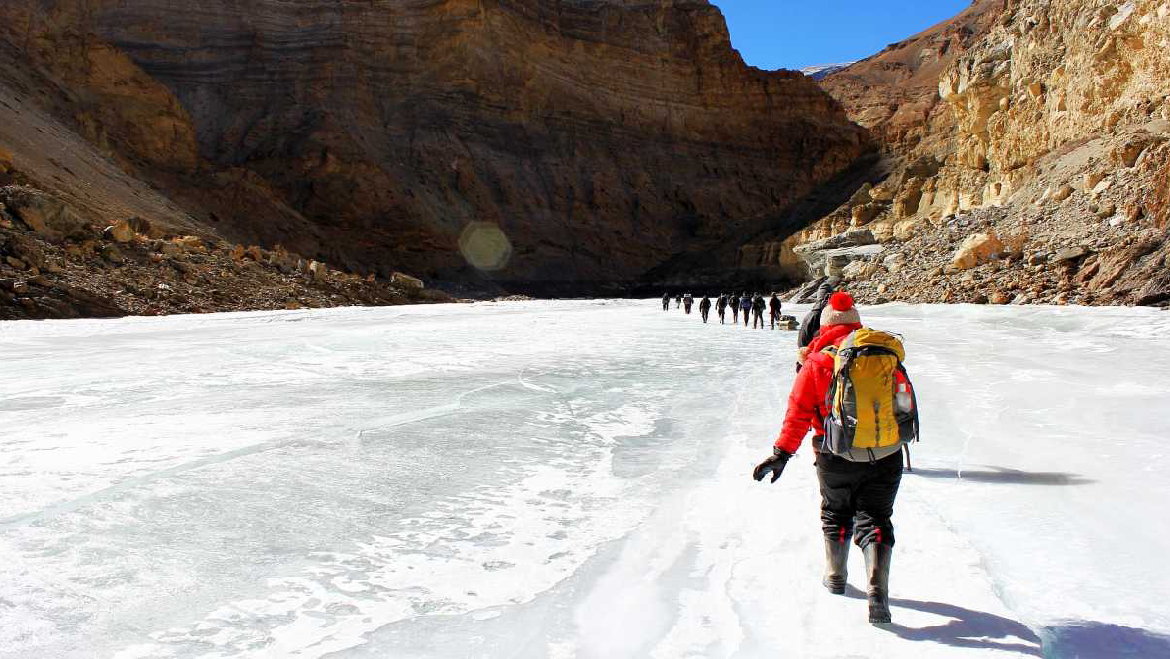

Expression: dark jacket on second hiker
xmin=797 ymin=280 xmax=836 ymax=349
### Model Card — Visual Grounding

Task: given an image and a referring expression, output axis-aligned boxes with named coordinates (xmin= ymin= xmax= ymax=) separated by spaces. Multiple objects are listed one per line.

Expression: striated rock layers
xmin=737 ymin=0 xmax=1003 ymax=284
xmin=819 ymin=0 xmax=1004 ymax=155
xmin=0 ymin=0 xmax=868 ymax=298
xmin=788 ymin=0 xmax=1170 ymax=307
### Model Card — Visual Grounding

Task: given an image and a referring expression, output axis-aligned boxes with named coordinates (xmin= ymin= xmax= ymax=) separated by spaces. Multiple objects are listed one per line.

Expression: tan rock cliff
xmin=789 ymin=0 xmax=1170 ymax=307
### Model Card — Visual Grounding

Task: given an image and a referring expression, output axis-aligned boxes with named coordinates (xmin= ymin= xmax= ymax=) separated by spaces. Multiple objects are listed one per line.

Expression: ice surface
xmin=3 ymin=301 xmax=1170 ymax=658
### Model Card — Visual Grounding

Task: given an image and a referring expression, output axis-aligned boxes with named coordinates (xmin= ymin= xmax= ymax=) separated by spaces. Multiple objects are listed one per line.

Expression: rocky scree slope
xmin=0 ymin=0 xmax=868 ymax=320
xmin=787 ymin=0 xmax=1170 ymax=308
xmin=0 ymin=47 xmax=443 ymax=320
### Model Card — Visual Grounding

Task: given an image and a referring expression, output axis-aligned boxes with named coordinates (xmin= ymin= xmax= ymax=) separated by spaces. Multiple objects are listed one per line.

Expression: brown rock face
xmin=0 ymin=0 xmax=869 ymax=295
xmin=790 ymin=0 xmax=1170 ymax=308
xmin=819 ymin=0 xmax=1004 ymax=155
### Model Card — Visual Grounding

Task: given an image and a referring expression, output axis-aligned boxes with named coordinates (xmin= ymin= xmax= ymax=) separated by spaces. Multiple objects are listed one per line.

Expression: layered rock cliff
xmin=0 ymin=0 xmax=869 ymax=317
xmin=819 ymin=0 xmax=1003 ymax=155
xmin=787 ymin=0 xmax=1170 ymax=308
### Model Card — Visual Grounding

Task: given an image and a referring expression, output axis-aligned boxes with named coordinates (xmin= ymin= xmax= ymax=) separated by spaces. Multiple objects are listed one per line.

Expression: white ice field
xmin=2 ymin=300 xmax=1170 ymax=659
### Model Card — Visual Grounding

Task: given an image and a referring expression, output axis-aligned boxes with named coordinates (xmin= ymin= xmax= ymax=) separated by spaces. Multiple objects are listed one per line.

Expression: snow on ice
xmin=2 ymin=300 xmax=1170 ymax=658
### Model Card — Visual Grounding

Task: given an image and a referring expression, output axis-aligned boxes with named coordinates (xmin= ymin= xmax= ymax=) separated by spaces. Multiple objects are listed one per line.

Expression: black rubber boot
xmin=864 ymin=543 xmax=893 ymax=624
xmin=822 ymin=537 xmax=849 ymax=594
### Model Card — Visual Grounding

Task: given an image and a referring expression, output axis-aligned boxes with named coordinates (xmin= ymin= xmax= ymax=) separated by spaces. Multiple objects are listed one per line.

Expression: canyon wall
xmin=786 ymin=0 xmax=1170 ymax=307
xmin=0 ymin=0 xmax=869 ymax=308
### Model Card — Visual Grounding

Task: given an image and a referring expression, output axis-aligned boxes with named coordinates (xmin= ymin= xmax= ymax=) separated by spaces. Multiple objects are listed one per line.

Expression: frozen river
xmin=2 ymin=300 xmax=1170 ymax=658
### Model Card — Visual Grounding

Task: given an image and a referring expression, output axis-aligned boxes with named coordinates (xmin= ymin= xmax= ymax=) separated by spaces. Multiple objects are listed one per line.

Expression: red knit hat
xmin=829 ymin=292 xmax=853 ymax=311
xmin=820 ymin=292 xmax=861 ymax=327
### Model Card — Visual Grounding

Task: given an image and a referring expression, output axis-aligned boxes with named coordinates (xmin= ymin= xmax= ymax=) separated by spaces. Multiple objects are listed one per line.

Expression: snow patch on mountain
xmin=800 ymin=62 xmax=855 ymax=80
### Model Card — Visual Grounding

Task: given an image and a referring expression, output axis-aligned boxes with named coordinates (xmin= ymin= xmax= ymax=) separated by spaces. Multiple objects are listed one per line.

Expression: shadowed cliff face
xmin=1 ymin=0 xmax=870 ymax=292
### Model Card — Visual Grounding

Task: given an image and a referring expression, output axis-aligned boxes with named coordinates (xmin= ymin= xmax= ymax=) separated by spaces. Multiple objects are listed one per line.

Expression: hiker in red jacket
xmin=752 ymin=292 xmax=902 ymax=625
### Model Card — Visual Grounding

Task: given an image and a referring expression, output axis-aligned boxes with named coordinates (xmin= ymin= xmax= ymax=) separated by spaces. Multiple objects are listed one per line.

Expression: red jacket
xmin=774 ymin=322 xmax=862 ymax=454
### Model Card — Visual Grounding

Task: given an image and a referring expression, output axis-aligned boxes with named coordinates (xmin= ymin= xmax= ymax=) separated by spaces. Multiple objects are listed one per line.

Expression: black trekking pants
xmin=815 ymin=449 xmax=902 ymax=549
xmin=742 ymin=310 xmax=751 ymax=327
xmin=701 ymin=309 xmax=709 ymax=322
xmin=752 ymin=310 xmax=764 ymax=328
xmin=718 ymin=309 xmax=726 ymax=323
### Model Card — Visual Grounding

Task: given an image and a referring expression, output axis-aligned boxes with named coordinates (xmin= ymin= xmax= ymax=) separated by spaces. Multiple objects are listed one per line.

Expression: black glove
xmin=752 ymin=447 xmax=793 ymax=483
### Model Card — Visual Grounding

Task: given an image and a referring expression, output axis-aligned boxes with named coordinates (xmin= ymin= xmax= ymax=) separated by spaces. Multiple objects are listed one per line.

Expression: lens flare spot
xmin=459 ymin=222 xmax=513 ymax=271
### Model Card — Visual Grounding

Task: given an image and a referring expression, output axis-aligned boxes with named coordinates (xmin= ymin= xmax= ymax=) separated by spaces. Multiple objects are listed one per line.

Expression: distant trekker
xmin=699 ymin=296 xmax=712 ymax=323
xmin=683 ymin=293 xmax=694 ymax=314
xmin=716 ymin=294 xmax=728 ymax=324
xmin=662 ymin=292 xmax=671 ymax=311
xmin=675 ymin=294 xmax=682 ymax=309
xmin=769 ymin=293 xmax=783 ymax=329
xmin=740 ymin=293 xmax=752 ymax=327
xmin=730 ymin=293 xmax=741 ymax=323
xmin=751 ymin=293 xmax=766 ymax=329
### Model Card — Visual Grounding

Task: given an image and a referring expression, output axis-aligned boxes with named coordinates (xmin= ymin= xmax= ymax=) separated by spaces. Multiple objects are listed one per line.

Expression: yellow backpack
xmin=822 ymin=328 xmax=919 ymax=459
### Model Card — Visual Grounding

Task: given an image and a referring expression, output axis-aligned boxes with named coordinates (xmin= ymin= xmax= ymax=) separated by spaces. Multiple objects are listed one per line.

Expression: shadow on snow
xmin=845 ymin=587 xmax=1170 ymax=657
xmin=844 ymin=586 xmax=1042 ymax=655
xmin=1040 ymin=621 xmax=1170 ymax=658
xmin=908 ymin=466 xmax=1094 ymax=486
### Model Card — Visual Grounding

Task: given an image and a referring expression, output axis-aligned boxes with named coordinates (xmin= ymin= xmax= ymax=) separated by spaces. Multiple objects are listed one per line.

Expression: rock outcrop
xmin=0 ymin=188 xmax=450 ymax=321
xmin=0 ymin=0 xmax=869 ymax=309
xmin=790 ymin=0 xmax=1170 ymax=307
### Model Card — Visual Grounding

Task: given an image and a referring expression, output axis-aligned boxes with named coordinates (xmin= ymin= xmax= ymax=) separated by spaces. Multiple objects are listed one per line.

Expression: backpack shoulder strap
xmin=856 ymin=345 xmax=902 ymax=361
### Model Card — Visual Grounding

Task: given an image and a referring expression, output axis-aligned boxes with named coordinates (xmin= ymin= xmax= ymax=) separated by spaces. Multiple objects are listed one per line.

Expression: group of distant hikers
xmin=664 ymin=280 xmax=920 ymax=626
xmin=661 ymin=292 xmax=786 ymax=329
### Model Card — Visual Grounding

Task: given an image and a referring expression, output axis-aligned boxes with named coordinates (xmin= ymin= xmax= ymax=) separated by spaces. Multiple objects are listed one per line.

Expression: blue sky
xmin=708 ymin=1 xmax=973 ymax=70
